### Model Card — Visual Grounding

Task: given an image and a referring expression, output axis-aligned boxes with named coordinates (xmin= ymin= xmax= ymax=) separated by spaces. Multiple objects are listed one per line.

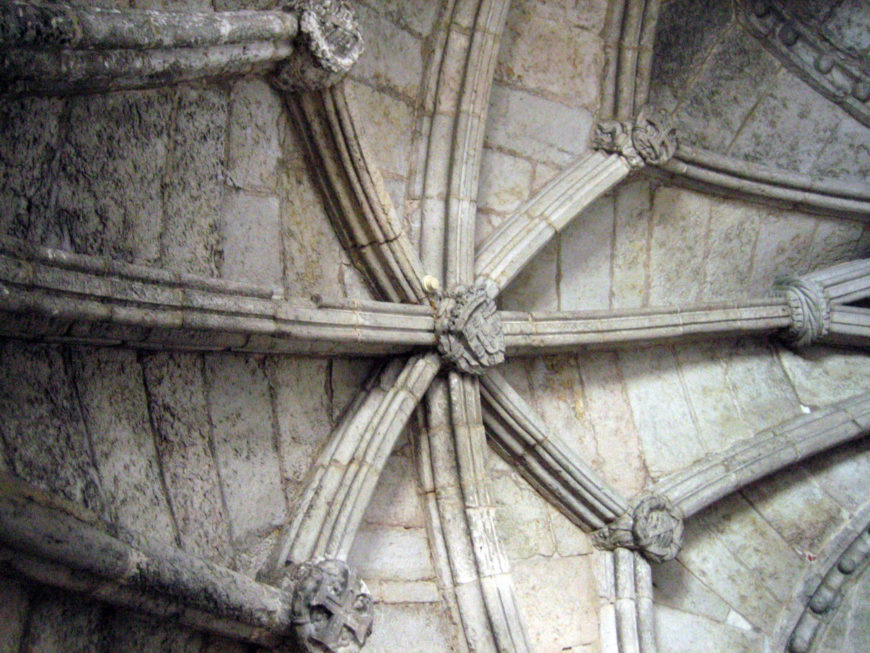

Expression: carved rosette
xmin=593 ymin=495 xmax=684 ymax=563
xmin=288 ymin=559 xmax=374 ymax=653
xmin=273 ymin=0 xmax=364 ymax=90
xmin=592 ymin=112 xmax=677 ymax=168
xmin=775 ymin=275 xmax=831 ymax=348
xmin=435 ymin=284 xmax=505 ymax=375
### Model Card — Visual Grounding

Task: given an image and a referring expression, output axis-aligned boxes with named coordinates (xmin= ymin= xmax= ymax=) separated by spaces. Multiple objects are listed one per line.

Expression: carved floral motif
xmin=434 ymin=284 xmax=505 ymax=375
xmin=592 ymin=111 xmax=677 ymax=168
xmin=289 ymin=559 xmax=374 ymax=653
xmin=593 ymin=495 xmax=684 ymax=563
xmin=274 ymin=0 xmax=364 ymax=90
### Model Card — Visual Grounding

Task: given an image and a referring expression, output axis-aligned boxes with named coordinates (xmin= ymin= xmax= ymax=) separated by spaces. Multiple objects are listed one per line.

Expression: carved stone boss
xmin=776 ymin=275 xmax=831 ymax=348
xmin=592 ymin=111 xmax=678 ymax=169
xmin=288 ymin=559 xmax=374 ymax=653
xmin=593 ymin=495 xmax=685 ymax=564
xmin=434 ymin=283 xmax=506 ymax=375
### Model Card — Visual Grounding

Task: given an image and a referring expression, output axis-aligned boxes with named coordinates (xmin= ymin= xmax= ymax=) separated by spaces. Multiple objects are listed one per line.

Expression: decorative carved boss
xmin=434 ymin=283 xmax=506 ymax=375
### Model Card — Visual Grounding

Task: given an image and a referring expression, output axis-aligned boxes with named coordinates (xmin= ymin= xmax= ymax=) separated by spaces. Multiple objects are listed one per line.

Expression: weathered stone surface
xmin=19 ymin=591 xmax=108 ymax=653
xmin=264 ymin=356 xmax=334 ymax=507
xmin=105 ymin=610 xmax=205 ymax=653
xmin=348 ymin=526 xmax=434 ymax=582
xmin=652 ymin=558 xmax=731 ymax=623
xmin=491 ymin=470 xmax=555 ymax=559
xmin=700 ymin=198 xmax=763 ymax=301
xmin=141 ymin=352 xmax=233 ymax=563
xmin=0 ymin=576 xmax=29 ymax=653
xmin=70 ymin=347 xmax=176 ymax=543
xmin=511 ymin=556 xmax=599 ymax=651
xmin=497 ymin=0 xmax=604 ymax=109
xmin=352 ymin=4 xmax=422 ymax=101
xmin=0 ymin=96 xmax=63 ymax=242
xmin=654 ymin=604 xmax=764 ymax=653
xmin=289 ymin=558 xmax=374 ymax=653
xmin=485 ymin=84 xmax=592 ymax=166
xmin=812 ymin=115 xmax=870 ymax=185
xmin=227 ymin=77 xmax=282 ymax=192
xmin=362 ymin=603 xmax=458 ymax=653
xmin=559 ymin=194 xmax=613 ymax=310
xmin=675 ymin=25 xmax=778 ymax=148
xmin=162 ymin=86 xmax=227 ymax=277
xmin=359 ymin=437 xmax=424 ymax=528
xmin=776 ymin=344 xmax=870 ymax=406
xmin=0 ymin=342 xmax=106 ymax=515
xmin=749 ymin=210 xmax=818 ymax=291
xmin=500 ymin=237 xmax=558 ymax=311
xmin=611 ymin=179 xmax=652 ymax=309
xmin=477 ymin=148 xmax=534 ymax=217
xmin=220 ymin=190 xmax=282 ymax=287
xmin=649 ymin=0 xmax=733 ymax=112
xmin=204 ymin=355 xmax=287 ymax=541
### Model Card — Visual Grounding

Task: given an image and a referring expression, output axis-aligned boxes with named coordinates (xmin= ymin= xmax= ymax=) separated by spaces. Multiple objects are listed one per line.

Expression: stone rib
xmin=416 ymin=0 xmax=511 ymax=287
xmin=268 ymin=353 xmax=440 ymax=570
xmin=474 ymin=151 xmax=631 ymax=294
xmin=0 ymin=238 xmax=435 ymax=356
xmin=657 ymin=146 xmax=870 ymax=219
xmin=500 ymin=300 xmax=791 ymax=354
xmin=480 ymin=369 xmax=629 ymax=530
xmin=652 ymin=392 xmax=870 ymax=518
xmin=284 ymin=85 xmax=428 ymax=304
xmin=0 ymin=474 xmax=293 ymax=647
xmin=0 ymin=3 xmax=300 ymax=95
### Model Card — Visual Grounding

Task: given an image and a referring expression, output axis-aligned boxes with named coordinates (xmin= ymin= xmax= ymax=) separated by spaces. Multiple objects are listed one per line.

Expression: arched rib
xmin=266 ymin=353 xmax=440 ymax=572
xmin=480 ymin=369 xmax=629 ymax=530
xmin=419 ymin=374 xmax=532 ymax=653
xmin=0 ymin=237 xmax=435 ymax=356
xmin=474 ymin=151 xmax=631 ymax=295
xmin=0 ymin=3 xmax=299 ymax=96
xmin=500 ymin=299 xmax=791 ymax=355
xmin=415 ymin=0 xmax=510 ymax=286
xmin=652 ymin=391 xmax=870 ymax=518
xmin=601 ymin=0 xmax=662 ymax=120
xmin=283 ymin=85 xmax=428 ymax=303
xmin=657 ymin=146 xmax=870 ymax=219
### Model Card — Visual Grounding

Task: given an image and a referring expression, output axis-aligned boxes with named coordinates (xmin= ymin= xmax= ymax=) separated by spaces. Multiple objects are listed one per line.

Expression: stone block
xmin=800 ymin=438 xmax=870 ymax=513
xmin=548 ymin=503 xmax=593 ymax=557
xmin=477 ymin=148 xmax=534 ymax=216
xmin=651 ymin=558 xmax=731 ymax=623
xmin=676 ymin=26 xmax=781 ymax=151
xmin=611 ymin=179 xmax=652 ymax=309
xmin=264 ymin=356 xmax=334 ymax=506
xmin=749 ymin=209 xmax=818 ymax=290
xmin=220 ymin=190 xmax=282 ymax=287
xmin=729 ymin=73 xmax=843 ymax=174
xmin=776 ymin=344 xmax=870 ymax=406
xmin=560 ymin=193 xmax=613 ymax=310
xmin=741 ymin=466 xmax=846 ymax=555
xmin=141 ymin=352 xmax=233 ymax=563
xmin=227 ymin=77 xmax=282 ymax=192
xmin=485 ymin=84 xmax=592 ymax=167
xmin=491 ymin=471 xmax=555 ymax=559
xmin=362 ymin=602 xmax=458 ymax=653
xmin=653 ymin=604 xmax=763 ymax=653
xmin=105 ymin=610 xmax=205 ymax=653
xmin=497 ymin=0 xmax=604 ymax=110
xmin=162 ymin=86 xmax=227 ymax=277
xmin=648 ymin=187 xmax=710 ymax=305
xmin=511 ymin=556 xmax=599 ymax=651
xmin=500 ymin=237 xmax=558 ymax=311
xmin=360 ymin=0 xmax=440 ymax=37
xmin=806 ymin=218 xmax=864 ymax=272
xmin=649 ymin=0 xmax=733 ymax=112
xmin=0 ymin=341 xmax=106 ymax=516
xmin=53 ymin=90 xmax=173 ymax=264
xmin=204 ymin=354 xmax=287 ymax=541
xmin=352 ymin=5 xmax=423 ymax=101
xmin=578 ymin=351 xmax=647 ymax=495
xmin=347 ymin=81 xmax=415 ymax=185
xmin=70 ymin=347 xmax=176 ymax=543
xmin=20 ymin=591 xmax=108 ymax=652
xmin=348 ymin=525 xmax=435 ymax=582
xmin=0 ymin=96 xmax=63 ymax=242
xmin=360 ymin=439 xmax=425 ymax=528
xmin=0 ymin=576 xmax=29 ymax=653
xmin=619 ymin=346 xmax=706 ymax=479
xmin=812 ymin=114 xmax=870 ymax=186
xmin=701 ymin=198 xmax=763 ymax=301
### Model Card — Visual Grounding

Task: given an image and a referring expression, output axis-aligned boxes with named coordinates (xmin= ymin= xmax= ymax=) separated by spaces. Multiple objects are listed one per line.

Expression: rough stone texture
xmin=220 ymin=190 xmax=282 ymax=287
xmin=70 ymin=347 xmax=177 ymax=543
xmin=18 ymin=590 xmax=108 ymax=653
xmin=104 ymin=610 xmax=206 ymax=653
xmin=227 ymin=77 xmax=282 ymax=194
xmin=140 ymin=352 xmax=234 ymax=564
xmin=204 ymin=355 xmax=287 ymax=544
xmin=0 ymin=342 xmax=107 ymax=516
xmin=0 ymin=577 xmax=28 ymax=653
